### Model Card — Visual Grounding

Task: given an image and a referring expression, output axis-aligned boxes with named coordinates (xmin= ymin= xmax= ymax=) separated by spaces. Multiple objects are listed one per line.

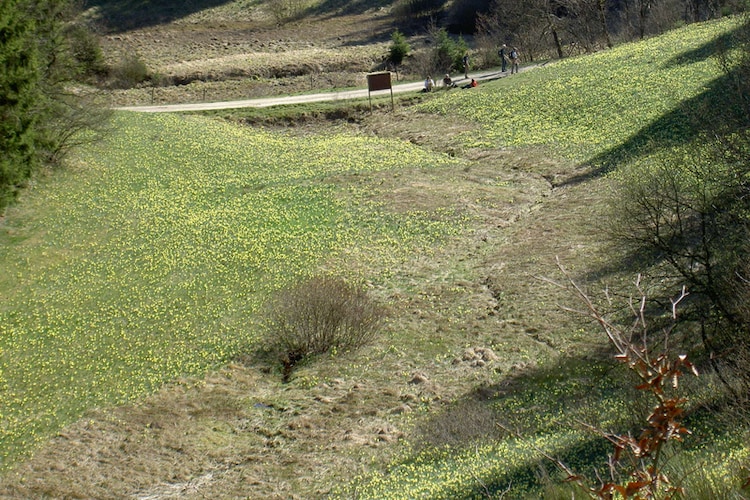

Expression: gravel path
xmin=114 ymin=69 xmax=517 ymax=113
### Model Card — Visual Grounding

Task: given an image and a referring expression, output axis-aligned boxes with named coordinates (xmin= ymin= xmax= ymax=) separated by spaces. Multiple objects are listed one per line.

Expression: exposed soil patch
xmin=0 ymin=362 xmax=412 ymax=499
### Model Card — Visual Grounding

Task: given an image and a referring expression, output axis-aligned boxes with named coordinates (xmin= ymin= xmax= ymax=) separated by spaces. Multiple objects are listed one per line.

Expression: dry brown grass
xmin=0 ymin=132 xmax=612 ymax=497
xmin=0 ymin=7 xmax=627 ymax=499
xmin=98 ymin=5 xmax=399 ymax=106
xmin=0 ymin=363 xmax=408 ymax=499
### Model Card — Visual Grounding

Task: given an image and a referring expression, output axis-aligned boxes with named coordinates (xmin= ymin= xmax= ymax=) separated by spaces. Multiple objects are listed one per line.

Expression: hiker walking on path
xmin=498 ymin=44 xmax=508 ymax=72
xmin=462 ymin=53 xmax=470 ymax=78
xmin=510 ymin=47 xmax=520 ymax=74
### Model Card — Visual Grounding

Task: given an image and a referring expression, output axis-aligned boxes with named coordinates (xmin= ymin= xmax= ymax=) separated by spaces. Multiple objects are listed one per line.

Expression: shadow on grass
xmin=407 ymin=347 xmax=732 ymax=498
xmin=83 ymin=0 xmax=237 ymax=32
xmin=662 ymin=22 xmax=746 ymax=69
xmin=404 ymin=351 xmax=624 ymax=497
xmin=305 ymin=0 xmax=395 ymax=17
xmin=452 ymin=404 xmax=743 ymax=499
xmin=559 ymin=69 xmax=747 ymax=189
xmin=450 ymin=436 xmax=613 ymax=499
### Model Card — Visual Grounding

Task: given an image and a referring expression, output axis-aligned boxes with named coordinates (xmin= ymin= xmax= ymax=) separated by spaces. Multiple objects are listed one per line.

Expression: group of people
xmin=461 ymin=45 xmax=520 ymax=80
xmin=423 ymin=74 xmax=477 ymax=92
xmin=498 ymin=44 xmax=520 ymax=74
xmin=422 ymin=43 xmax=520 ymax=93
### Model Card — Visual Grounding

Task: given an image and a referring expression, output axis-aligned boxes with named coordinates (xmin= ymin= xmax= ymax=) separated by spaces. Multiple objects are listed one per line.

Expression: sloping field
xmin=334 ymin=16 xmax=750 ymax=498
xmin=0 ymin=13 xmax=748 ymax=499
xmin=0 ymin=112 xmax=464 ymax=466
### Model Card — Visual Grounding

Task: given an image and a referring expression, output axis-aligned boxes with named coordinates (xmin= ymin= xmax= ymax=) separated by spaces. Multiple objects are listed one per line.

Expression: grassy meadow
xmin=335 ymin=16 xmax=750 ymax=498
xmin=0 ymin=12 xmax=749 ymax=499
xmin=0 ymin=112 xmax=463 ymax=466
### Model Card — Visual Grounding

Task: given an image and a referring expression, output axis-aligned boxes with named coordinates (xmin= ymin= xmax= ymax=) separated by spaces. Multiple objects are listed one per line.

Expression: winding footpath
xmin=114 ymin=68 xmax=521 ymax=113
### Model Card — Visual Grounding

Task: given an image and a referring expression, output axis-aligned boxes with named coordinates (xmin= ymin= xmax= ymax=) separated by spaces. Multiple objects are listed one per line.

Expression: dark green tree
xmin=0 ymin=0 xmax=109 ymax=213
xmin=433 ymin=28 xmax=469 ymax=73
xmin=389 ymin=29 xmax=411 ymax=71
xmin=0 ymin=0 xmax=43 ymax=210
xmin=388 ymin=29 xmax=411 ymax=80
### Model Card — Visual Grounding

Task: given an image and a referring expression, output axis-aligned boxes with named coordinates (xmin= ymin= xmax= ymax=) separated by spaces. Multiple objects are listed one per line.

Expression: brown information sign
xmin=367 ymin=72 xmax=392 ymax=92
xmin=366 ymin=72 xmax=394 ymax=111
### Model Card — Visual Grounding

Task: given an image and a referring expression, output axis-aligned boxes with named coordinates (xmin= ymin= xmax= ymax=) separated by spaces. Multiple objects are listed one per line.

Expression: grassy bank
xmin=0 ymin=111 xmax=463 ymax=466
xmin=332 ymin=16 xmax=750 ymax=498
xmin=0 ymin=14 xmax=748 ymax=499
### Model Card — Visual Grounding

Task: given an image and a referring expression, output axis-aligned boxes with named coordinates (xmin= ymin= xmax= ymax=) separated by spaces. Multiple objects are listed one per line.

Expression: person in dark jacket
xmin=498 ymin=44 xmax=508 ymax=72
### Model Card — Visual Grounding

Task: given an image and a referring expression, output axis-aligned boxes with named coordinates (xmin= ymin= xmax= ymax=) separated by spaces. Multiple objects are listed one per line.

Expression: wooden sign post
xmin=366 ymin=71 xmax=394 ymax=112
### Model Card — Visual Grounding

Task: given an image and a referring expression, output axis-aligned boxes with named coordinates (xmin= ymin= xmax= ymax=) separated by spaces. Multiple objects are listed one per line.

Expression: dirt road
xmin=115 ymin=69 xmax=514 ymax=113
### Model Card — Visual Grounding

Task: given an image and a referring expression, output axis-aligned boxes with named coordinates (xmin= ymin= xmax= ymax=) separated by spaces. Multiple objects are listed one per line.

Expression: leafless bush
xmin=108 ymin=53 xmax=150 ymax=89
xmin=540 ymin=263 xmax=699 ymax=499
xmin=412 ymin=396 xmax=503 ymax=451
xmin=37 ymin=88 xmax=112 ymax=166
xmin=264 ymin=276 xmax=384 ymax=381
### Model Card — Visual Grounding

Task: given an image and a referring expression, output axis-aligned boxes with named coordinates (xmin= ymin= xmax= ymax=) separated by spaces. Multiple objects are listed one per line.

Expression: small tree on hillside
xmin=65 ymin=22 xmax=107 ymax=80
xmin=432 ymin=27 xmax=469 ymax=74
xmin=389 ymin=30 xmax=411 ymax=78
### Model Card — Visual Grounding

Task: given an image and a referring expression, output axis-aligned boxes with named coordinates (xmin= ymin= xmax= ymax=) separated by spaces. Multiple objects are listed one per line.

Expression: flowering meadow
xmin=330 ymin=16 xmax=750 ymax=498
xmin=0 ymin=112 xmax=462 ymax=467
xmin=420 ymin=17 xmax=743 ymax=165
xmin=2 ymin=14 xmax=749 ymax=497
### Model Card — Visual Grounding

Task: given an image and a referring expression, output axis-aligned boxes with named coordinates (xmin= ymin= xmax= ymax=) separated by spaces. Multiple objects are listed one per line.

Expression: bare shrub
xmin=108 ymin=53 xmax=150 ymax=89
xmin=263 ymin=276 xmax=384 ymax=381
xmin=541 ymin=264 xmax=699 ymax=499
xmin=412 ymin=395 xmax=503 ymax=451
xmin=37 ymin=88 xmax=112 ymax=166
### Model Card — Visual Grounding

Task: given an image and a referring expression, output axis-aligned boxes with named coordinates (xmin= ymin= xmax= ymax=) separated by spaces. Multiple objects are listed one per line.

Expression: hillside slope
xmin=87 ymin=0 xmax=403 ymax=106
xmin=0 ymin=9 xmax=748 ymax=500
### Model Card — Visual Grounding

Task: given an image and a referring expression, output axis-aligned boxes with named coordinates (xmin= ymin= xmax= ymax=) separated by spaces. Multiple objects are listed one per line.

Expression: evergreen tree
xmin=0 ymin=0 xmax=42 ymax=210
xmin=389 ymin=29 xmax=411 ymax=69
xmin=0 ymin=0 xmax=107 ymax=213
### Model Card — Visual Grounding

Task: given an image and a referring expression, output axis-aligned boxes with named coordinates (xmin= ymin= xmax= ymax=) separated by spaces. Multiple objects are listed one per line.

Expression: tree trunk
xmin=638 ymin=0 xmax=650 ymax=39
xmin=544 ymin=0 xmax=565 ymax=58
xmin=552 ymin=25 xmax=564 ymax=58
xmin=597 ymin=0 xmax=613 ymax=48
